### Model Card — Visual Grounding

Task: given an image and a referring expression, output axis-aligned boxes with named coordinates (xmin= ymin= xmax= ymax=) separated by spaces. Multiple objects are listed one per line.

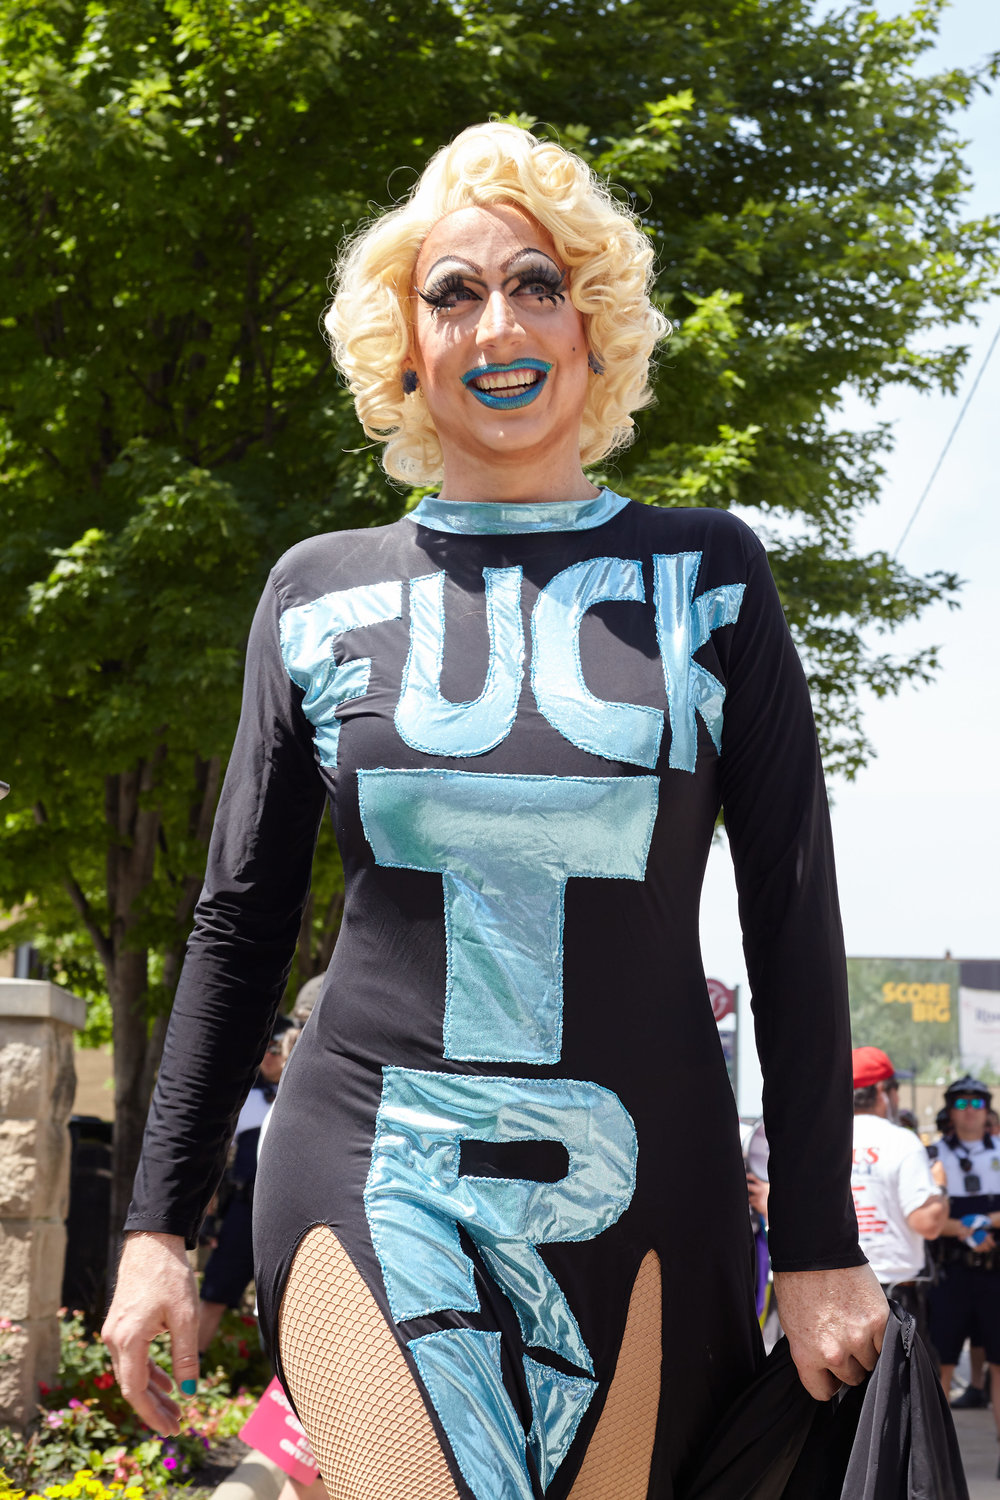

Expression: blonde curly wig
xmin=326 ymin=122 xmax=670 ymax=485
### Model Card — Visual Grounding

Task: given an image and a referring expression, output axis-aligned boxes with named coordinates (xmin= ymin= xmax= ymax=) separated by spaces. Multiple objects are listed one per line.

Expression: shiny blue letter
xmin=531 ymin=557 xmax=664 ymax=768
xmin=365 ymin=1067 xmax=637 ymax=1373
xmin=357 ymin=768 xmax=658 ymax=1064
xmin=395 ymin=567 xmax=525 ymax=757
xmin=280 ymin=581 xmax=402 ymax=767
xmin=653 ymin=552 xmax=745 ymax=773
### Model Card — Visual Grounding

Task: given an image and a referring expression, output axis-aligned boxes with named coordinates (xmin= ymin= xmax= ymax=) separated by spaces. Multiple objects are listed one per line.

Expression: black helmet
xmin=945 ymin=1074 xmax=992 ymax=1106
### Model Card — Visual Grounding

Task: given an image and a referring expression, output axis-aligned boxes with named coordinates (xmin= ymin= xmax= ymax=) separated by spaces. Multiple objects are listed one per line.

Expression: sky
xmin=696 ymin=0 xmax=1000 ymax=1114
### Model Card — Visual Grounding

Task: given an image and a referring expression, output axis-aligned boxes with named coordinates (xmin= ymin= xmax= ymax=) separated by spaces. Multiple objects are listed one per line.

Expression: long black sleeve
xmin=125 ymin=574 xmax=326 ymax=1245
xmin=719 ymin=535 xmax=862 ymax=1272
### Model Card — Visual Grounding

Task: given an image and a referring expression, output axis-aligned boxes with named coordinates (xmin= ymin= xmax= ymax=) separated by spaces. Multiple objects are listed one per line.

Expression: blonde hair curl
xmin=326 ymin=122 xmax=669 ymax=484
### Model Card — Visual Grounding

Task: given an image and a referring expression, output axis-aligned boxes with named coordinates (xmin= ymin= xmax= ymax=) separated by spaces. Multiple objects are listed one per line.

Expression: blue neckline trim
xmin=407 ymin=488 xmax=630 ymax=536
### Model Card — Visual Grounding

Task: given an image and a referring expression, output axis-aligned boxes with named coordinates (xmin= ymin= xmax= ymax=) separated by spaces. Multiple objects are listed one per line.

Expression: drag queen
xmin=104 ymin=123 xmax=887 ymax=1500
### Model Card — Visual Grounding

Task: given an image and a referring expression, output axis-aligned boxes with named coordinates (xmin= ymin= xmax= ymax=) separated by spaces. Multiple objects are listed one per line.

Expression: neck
xmin=437 ymin=448 xmax=600 ymax=506
xmin=954 ymin=1126 xmax=983 ymax=1144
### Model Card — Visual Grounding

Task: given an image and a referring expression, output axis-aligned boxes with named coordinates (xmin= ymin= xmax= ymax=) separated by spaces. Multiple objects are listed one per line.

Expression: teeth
xmin=472 ymin=369 xmax=541 ymax=393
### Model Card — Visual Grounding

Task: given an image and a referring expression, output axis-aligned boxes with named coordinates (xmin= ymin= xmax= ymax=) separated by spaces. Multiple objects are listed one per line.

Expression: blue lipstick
xmin=461 ymin=359 xmax=553 ymax=410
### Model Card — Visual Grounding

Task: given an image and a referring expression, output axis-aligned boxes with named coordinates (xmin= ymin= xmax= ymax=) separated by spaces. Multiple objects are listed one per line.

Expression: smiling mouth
xmin=461 ymin=359 xmax=553 ymax=409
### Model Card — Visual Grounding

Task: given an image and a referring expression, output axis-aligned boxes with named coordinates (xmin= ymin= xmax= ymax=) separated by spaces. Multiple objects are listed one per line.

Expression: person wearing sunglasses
xmin=850 ymin=1047 xmax=945 ymax=1350
xmin=926 ymin=1075 xmax=1000 ymax=1448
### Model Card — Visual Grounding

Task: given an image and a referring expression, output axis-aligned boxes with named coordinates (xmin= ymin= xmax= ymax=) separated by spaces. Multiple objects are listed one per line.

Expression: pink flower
xmin=162 ymin=1457 xmax=178 ymax=1472
xmin=44 ymin=1411 xmax=65 ymax=1429
xmin=69 ymin=1398 xmax=84 ymax=1409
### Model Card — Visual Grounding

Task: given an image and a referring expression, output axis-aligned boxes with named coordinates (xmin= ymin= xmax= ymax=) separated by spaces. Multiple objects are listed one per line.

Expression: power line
xmin=894 ymin=322 xmax=1000 ymax=558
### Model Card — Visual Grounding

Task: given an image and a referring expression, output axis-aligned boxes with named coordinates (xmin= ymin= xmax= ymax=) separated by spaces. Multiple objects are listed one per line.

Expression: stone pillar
xmin=0 ymin=979 xmax=86 ymax=1427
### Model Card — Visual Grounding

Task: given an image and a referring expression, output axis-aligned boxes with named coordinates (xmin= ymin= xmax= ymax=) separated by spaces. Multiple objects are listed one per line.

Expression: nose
xmin=476 ymin=289 xmax=524 ymax=349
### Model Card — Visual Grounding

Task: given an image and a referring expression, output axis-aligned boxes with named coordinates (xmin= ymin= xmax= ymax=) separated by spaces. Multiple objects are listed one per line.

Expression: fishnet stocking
xmin=567 ymin=1250 xmax=662 ymax=1500
xmin=278 ymin=1225 xmax=459 ymax=1500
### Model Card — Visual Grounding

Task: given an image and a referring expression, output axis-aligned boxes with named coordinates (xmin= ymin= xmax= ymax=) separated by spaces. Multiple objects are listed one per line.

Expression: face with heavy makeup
xmin=405 ymin=204 xmax=595 ymax=500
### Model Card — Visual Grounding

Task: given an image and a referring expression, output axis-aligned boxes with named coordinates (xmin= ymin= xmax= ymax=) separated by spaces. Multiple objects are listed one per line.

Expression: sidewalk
xmin=210 ymin=1415 xmax=996 ymax=1499
xmin=954 ymin=1407 xmax=997 ymax=1498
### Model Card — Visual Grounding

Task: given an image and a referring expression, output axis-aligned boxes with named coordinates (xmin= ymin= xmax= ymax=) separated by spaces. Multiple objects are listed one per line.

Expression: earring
xmin=587 ymin=351 xmax=605 ymax=376
xmin=402 ymin=369 xmax=419 ymax=395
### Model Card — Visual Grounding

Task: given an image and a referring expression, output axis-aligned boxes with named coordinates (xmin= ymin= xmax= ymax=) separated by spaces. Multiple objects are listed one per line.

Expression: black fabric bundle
xmin=683 ymin=1304 xmax=967 ymax=1500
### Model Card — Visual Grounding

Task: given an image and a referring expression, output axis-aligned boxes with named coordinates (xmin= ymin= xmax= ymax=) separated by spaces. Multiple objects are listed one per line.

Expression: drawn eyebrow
xmin=421 ymin=248 xmax=563 ymax=284
xmin=499 ymin=247 xmax=561 ymax=274
xmin=423 ymin=256 xmax=483 ymax=278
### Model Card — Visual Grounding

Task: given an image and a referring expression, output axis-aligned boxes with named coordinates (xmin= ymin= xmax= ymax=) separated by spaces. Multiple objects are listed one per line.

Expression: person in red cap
xmin=851 ymin=1046 xmax=945 ymax=1347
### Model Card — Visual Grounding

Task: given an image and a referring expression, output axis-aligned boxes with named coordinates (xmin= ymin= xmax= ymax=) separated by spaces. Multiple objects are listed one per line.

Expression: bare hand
xmin=746 ymin=1172 xmax=770 ymax=1223
xmin=101 ymin=1232 xmax=200 ymax=1435
xmin=772 ymin=1262 xmax=888 ymax=1401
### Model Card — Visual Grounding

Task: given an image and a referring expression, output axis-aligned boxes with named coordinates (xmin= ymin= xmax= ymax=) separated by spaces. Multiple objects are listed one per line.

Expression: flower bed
xmin=0 ymin=1312 xmax=269 ymax=1499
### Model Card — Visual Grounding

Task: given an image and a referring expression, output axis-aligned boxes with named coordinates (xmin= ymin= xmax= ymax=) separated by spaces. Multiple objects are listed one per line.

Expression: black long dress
xmin=126 ymin=489 xmax=863 ymax=1498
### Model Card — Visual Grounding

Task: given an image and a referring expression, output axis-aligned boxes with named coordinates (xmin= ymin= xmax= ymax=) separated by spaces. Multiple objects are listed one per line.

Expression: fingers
xmin=169 ymin=1313 xmax=201 ymax=1399
xmin=100 ymin=1230 xmax=200 ymax=1434
xmin=795 ymin=1363 xmax=842 ymax=1402
xmin=773 ymin=1263 xmax=889 ymax=1403
xmin=792 ymin=1344 xmax=875 ymax=1401
xmin=871 ymin=1312 xmax=885 ymax=1359
xmin=147 ymin=1359 xmax=174 ymax=1393
xmin=113 ymin=1344 xmax=182 ymax=1436
xmin=828 ymin=1352 xmax=875 ymax=1387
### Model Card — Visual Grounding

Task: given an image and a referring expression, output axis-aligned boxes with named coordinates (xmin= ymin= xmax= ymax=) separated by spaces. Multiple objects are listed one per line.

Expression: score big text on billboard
xmin=882 ymin=981 xmax=951 ymax=1024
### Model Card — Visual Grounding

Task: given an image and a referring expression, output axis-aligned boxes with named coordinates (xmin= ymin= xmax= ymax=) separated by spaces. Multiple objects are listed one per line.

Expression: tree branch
xmin=62 ymin=869 xmax=113 ymax=970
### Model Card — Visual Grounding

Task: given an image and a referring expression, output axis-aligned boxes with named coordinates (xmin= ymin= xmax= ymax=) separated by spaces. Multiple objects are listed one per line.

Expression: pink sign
xmin=707 ymin=977 xmax=736 ymax=1022
xmin=239 ymin=1376 xmax=320 ymax=1484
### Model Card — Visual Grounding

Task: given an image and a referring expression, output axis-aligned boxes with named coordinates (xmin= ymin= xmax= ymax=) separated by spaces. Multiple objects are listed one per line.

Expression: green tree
xmin=0 ymin=0 xmax=995 ymax=1241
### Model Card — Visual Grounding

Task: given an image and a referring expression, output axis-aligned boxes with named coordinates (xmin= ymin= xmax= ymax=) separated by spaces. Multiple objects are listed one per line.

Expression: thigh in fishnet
xmin=567 ymin=1250 xmax=662 ymax=1500
xmin=278 ymin=1225 xmax=460 ymax=1500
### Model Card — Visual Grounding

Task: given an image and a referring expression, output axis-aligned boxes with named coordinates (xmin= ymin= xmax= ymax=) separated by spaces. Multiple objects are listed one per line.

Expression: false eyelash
xmin=418 ymin=264 xmax=568 ymax=312
xmin=418 ymin=272 xmax=476 ymax=310
xmin=514 ymin=262 xmax=567 ymax=300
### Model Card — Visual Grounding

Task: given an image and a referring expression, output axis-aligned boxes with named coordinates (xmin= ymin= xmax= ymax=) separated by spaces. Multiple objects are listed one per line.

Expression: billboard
xmin=846 ymin=957 xmax=960 ymax=1077
xmin=848 ymin=957 xmax=1000 ymax=1079
xmin=957 ymin=960 xmax=1000 ymax=1077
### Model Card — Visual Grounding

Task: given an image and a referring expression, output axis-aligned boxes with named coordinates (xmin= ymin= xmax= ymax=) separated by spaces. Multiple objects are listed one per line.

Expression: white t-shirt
xmin=851 ymin=1113 xmax=941 ymax=1284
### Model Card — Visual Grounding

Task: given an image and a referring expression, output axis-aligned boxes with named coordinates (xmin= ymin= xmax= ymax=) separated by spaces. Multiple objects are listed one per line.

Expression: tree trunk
xmin=107 ymin=946 xmax=153 ymax=1247
xmin=103 ymin=757 xmax=164 ymax=1284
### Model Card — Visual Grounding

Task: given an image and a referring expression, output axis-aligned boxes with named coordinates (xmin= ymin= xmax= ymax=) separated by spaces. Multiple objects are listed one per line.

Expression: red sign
xmin=707 ymin=978 xmax=736 ymax=1022
xmin=239 ymin=1376 xmax=320 ymax=1484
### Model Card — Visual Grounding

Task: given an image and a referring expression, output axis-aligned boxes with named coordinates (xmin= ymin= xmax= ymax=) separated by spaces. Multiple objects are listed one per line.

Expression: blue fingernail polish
xmin=181 ymin=1379 xmax=197 ymax=1395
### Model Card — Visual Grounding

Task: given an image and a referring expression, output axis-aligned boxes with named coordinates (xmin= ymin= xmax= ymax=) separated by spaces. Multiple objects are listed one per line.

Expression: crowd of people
xmin=748 ymin=1048 xmax=1000 ymax=1475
